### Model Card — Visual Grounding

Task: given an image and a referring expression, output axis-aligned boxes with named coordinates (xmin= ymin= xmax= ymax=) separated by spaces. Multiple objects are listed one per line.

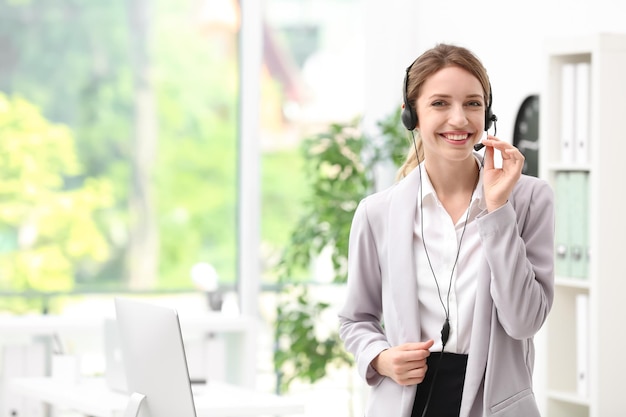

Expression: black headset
xmin=400 ymin=63 xmax=497 ymax=132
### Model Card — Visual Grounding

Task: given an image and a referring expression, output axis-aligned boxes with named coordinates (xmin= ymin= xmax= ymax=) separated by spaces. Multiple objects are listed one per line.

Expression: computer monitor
xmin=114 ymin=297 xmax=197 ymax=417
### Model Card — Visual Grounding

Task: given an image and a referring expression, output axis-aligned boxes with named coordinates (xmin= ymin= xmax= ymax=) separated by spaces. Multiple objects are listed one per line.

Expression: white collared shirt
xmin=413 ymin=161 xmax=486 ymax=353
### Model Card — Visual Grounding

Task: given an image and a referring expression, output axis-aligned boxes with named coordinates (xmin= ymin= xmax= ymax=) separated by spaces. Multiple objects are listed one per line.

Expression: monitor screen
xmin=114 ymin=297 xmax=197 ymax=417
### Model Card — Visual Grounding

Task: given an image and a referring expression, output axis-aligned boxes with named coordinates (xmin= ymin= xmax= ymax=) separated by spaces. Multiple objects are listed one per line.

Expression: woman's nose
xmin=448 ymin=104 xmax=468 ymax=126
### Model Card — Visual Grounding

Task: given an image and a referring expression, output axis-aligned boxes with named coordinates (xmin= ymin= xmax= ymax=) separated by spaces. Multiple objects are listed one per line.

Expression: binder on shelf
xmin=569 ymin=172 xmax=589 ymax=279
xmin=554 ymin=171 xmax=571 ymax=277
xmin=554 ymin=171 xmax=590 ymax=279
xmin=576 ymin=293 xmax=590 ymax=398
xmin=560 ymin=63 xmax=576 ymax=164
xmin=574 ymin=62 xmax=591 ymax=165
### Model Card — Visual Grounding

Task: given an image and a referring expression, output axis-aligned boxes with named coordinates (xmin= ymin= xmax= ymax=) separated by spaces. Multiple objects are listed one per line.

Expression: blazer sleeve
xmin=476 ymin=177 xmax=555 ymax=339
xmin=338 ymin=197 xmax=391 ymax=385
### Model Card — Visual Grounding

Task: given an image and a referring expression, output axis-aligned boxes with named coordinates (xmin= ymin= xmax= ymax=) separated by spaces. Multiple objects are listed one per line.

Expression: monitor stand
xmin=124 ymin=392 xmax=147 ymax=417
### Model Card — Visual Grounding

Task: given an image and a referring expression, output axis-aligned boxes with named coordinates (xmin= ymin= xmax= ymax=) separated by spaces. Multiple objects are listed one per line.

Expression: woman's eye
xmin=432 ymin=100 xmax=446 ymax=107
xmin=467 ymin=101 xmax=483 ymax=107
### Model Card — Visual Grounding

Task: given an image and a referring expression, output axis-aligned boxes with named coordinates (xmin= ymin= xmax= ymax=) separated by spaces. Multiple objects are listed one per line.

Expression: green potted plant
xmin=273 ymin=108 xmax=407 ymax=394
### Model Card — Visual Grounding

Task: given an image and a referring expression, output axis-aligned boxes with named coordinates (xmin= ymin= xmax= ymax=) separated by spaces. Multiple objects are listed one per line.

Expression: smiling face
xmin=415 ymin=65 xmax=486 ymax=162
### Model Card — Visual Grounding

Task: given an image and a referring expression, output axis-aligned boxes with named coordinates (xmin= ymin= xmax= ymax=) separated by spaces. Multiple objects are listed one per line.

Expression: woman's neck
xmin=424 ymin=157 xmax=479 ymax=197
xmin=423 ymin=157 xmax=479 ymax=224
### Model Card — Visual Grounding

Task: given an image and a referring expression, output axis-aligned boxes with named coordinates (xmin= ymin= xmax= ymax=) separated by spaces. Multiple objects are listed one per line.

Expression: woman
xmin=338 ymin=44 xmax=554 ymax=417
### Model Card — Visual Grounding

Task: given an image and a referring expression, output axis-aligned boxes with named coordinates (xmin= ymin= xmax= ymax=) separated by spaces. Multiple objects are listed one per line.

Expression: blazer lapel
xmin=460 ymin=259 xmax=493 ymax=415
xmin=387 ymin=169 xmax=422 ymax=342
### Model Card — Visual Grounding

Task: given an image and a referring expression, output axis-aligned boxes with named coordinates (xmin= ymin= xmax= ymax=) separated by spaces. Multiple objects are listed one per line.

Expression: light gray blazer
xmin=338 ymin=164 xmax=555 ymax=417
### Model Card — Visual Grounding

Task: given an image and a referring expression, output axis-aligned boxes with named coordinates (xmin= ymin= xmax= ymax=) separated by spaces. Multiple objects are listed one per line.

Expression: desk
xmin=9 ymin=377 xmax=305 ymax=417
xmin=0 ymin=312 xmax=257 ymax=387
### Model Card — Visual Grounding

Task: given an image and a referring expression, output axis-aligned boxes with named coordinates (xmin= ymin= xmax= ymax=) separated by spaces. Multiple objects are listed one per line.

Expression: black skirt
xmin=411 ymin=352 xmax=469 ymax=417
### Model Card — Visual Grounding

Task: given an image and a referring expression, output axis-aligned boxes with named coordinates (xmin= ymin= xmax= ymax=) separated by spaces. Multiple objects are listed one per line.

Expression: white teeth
xmin=444 ymin=134 xmax=468 ymax=140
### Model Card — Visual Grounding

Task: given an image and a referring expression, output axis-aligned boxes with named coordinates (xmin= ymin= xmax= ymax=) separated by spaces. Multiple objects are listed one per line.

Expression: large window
xmin=0 ymin=0 xmax=365 ymax=313
xmin=0 ymin=0 xmax=239 ymax=305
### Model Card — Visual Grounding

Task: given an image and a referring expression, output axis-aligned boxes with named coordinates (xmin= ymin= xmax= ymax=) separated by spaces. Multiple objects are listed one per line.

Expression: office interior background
xmin=0 ymin=0 xmax=625 ymax=416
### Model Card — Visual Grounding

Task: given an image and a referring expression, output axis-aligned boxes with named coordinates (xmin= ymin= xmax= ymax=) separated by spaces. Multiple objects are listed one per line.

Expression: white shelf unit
xmin=540 ymin=33 xmax=626 ymax=417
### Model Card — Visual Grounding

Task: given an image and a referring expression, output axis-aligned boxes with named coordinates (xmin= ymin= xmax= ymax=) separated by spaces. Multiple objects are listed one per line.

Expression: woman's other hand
xmin=371 ymin=339 xmax=435 ymax=385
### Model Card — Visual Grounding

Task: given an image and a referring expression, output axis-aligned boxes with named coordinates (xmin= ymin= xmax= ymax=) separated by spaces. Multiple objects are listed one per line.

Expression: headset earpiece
xmin=485 ymin=108 xmax=495 ymax=131
xmin=485 ymin=89 xmax=497 ymax=131
xmin=401 ymin=65 xmax=418 ymax=131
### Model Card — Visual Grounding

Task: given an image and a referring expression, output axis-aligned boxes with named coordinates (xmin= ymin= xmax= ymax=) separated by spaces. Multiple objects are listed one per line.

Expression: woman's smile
xmin=440 ymin=132 xmax=474 ymax=146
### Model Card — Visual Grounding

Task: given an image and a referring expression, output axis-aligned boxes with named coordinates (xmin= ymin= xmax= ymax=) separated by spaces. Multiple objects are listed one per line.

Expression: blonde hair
xmin=395 ymin=130 xmax=424 ymax=181
xmin=396 ymin=43 xmax=491 ymax=180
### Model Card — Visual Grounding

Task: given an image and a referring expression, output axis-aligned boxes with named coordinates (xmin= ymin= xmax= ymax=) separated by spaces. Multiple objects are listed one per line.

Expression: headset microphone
xmin=474 ymin=114 xmax=498 ymax=151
